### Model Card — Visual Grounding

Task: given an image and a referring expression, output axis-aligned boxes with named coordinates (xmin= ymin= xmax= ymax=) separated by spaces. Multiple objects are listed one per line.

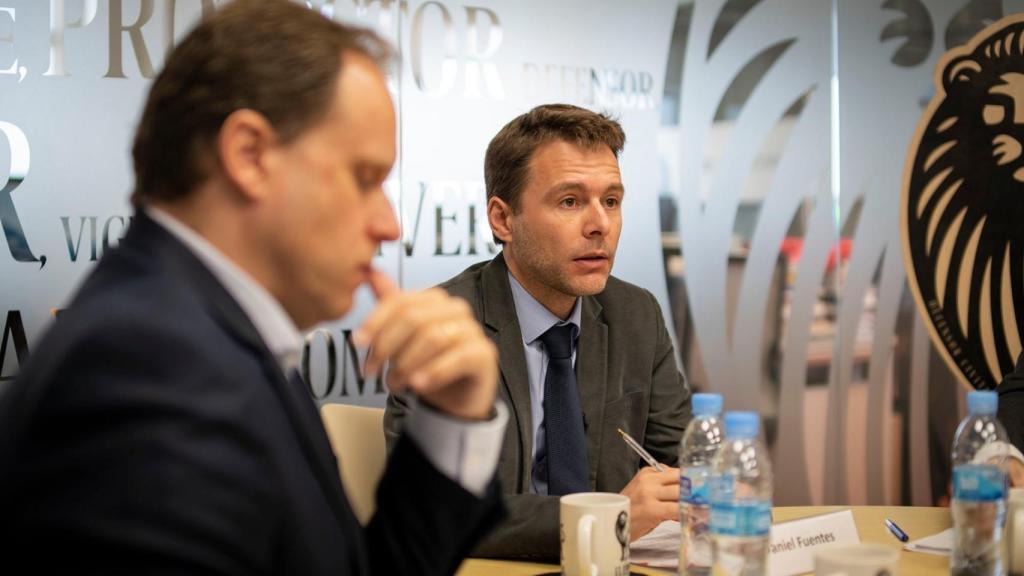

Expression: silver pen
xmin=617 ymin=428 xmax=664 ymax=472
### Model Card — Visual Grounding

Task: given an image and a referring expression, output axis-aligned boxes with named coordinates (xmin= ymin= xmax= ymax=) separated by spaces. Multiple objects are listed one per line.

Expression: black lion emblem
xmin=904 ymin=15 xmax=1024 ymax=390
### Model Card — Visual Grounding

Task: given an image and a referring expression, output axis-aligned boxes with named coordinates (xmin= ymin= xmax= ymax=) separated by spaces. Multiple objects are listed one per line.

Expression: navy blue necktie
xmin=539 ymin=323 xmax=588 ymax=495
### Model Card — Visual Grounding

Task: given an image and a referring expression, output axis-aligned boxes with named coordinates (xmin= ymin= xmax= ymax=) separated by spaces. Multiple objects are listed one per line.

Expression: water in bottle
xmin=679 ymin=393 xmax=724 ymax=575
xmin=951 ymin=390 xmax=1009 ymax=576
xmin=709 ymin=411 xmax=772 ymax=576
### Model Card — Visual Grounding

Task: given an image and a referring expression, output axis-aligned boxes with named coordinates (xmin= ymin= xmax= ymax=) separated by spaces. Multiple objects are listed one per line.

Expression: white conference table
xmin=456 ymin=505 xmax=953 ymax=575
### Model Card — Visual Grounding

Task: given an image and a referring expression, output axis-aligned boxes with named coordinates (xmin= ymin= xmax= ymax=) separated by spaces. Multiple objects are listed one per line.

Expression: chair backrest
xmin=319 ymin=403 xmax=386 ymax=525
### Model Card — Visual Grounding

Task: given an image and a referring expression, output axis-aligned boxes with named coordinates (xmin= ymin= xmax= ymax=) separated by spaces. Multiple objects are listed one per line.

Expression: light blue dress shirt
xmin=507 ymin=271 xmax=581 ymax=495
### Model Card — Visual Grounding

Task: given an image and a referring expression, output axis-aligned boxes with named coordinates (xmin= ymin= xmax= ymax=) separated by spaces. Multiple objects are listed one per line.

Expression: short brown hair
xmin=131 ymin=0 xmax=391 ymax=207
xmin=484 ymin=104 xmax=626 ymax=219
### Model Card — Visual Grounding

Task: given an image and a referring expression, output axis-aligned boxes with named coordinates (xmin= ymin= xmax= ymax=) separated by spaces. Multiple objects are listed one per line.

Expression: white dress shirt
xmin=147 ymin=207 xmax=506 ymax=497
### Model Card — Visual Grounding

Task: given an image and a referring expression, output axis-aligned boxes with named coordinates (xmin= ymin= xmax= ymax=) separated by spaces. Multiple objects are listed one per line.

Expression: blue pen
xmin=885 ymin=518 xmax=909 ymax=542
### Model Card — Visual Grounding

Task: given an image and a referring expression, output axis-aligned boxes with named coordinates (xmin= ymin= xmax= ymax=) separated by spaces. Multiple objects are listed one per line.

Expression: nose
xmin=582 ymin=199 xmax=610 ymax=238
xmin=370 ymin=189 xmax=401 ymax=242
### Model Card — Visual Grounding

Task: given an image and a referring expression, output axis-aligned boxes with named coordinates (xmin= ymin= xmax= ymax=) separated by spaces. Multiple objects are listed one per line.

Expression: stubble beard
xmin=510 ymin=227 xmax=609 ymax=300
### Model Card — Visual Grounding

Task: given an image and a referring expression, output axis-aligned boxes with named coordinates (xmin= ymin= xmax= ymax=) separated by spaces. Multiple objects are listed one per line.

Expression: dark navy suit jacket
xmin=0 ymin=211 xmax=502 ymax=575
xmin=999 ymin=352 xmax=1024 ymax=452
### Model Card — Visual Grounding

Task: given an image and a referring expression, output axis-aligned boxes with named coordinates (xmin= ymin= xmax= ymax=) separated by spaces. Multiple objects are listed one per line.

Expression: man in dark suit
xmin=0 ymin=2 xmax=505 ymax=574
xmin=385 ymin=104 xmax=692 ymax=559
xmin=997 ymin=352 xmax=1024 ymax=486
xmin=1000 ymin=353 xmax=1024 ymax=450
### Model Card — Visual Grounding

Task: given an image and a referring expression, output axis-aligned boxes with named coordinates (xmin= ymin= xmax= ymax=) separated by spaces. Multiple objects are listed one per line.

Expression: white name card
xmin=768 ymin=509 xmax=861 ymax=576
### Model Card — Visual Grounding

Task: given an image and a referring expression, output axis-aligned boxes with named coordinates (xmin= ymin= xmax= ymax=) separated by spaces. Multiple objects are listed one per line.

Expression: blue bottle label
xmin=681 ymin=466 xmax=710 ymax=505
xmin=953 ymin=464 xmax=1006 ymax=502
xmin=708 ymin=474 xmax=770 ymax=537
xmin=709 ymin=501 xmax=772 ymax=537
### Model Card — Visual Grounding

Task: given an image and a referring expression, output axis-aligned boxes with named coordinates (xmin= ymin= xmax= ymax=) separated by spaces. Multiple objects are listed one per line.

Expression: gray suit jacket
xmin=384 ymin=253 xmax=692 ymax=560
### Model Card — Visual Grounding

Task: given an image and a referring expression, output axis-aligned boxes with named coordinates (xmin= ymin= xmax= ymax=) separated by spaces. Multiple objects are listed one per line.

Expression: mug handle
xmin=577 ymin=514 xmax=597 ymax=576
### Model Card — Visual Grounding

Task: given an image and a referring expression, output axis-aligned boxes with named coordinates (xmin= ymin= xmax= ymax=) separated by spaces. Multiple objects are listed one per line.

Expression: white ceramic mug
xmin=1008 ymin=487 xmax=1024 ymax=575
xmin=559 ymin=492 xmax=630 ymax=576
xmin=814 ymin=544 xmax=900 ymax=576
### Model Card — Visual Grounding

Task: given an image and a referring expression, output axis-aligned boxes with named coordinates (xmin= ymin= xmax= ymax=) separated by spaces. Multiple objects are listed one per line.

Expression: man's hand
xmin=354 ymin=270 xmax=499 ymax=421
xmin=1005 ymin=458 xmax=1024 ymax=487
xmin=620 ymin=465 xmax=680 ymax=541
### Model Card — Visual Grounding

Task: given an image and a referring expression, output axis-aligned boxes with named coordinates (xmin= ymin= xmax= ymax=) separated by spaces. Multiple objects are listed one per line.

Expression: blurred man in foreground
xmin=386 ymin=104 xmax=692 ymax=559
xmin=0 ymin=2 xmax=505 ymax=574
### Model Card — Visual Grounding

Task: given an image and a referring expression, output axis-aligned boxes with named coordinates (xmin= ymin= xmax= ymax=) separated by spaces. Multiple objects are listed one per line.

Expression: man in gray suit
xmin=385 ymin=104 xmax=692 ymax=560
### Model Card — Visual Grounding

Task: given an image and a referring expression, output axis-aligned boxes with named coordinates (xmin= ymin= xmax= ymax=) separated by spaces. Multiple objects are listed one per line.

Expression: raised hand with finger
xmin=354 ymin=269 xmax=499 ymax=421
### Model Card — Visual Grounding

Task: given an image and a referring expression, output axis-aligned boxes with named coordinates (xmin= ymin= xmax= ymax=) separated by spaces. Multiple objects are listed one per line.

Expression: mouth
xmin=574 ymin=251 xmax=609 ymax=263
xmin=572 ymin=252 xmax=611 ymax=272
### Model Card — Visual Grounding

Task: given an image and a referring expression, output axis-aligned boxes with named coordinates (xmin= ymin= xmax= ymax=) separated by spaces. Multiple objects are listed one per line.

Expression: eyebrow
xmin=357 ymin=160 xmax=395 ymax=177
xmin=546 ymin=181 xmax=626 ymax=196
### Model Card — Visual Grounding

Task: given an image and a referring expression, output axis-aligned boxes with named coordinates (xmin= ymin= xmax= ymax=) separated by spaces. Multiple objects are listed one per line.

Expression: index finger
xmin=353 ymin=271 xmax=402 ymax=347
xmin=655 ymin=466 xmax=680 ymax=483
xmin=367 ymin=268 xmax=399 ymax=301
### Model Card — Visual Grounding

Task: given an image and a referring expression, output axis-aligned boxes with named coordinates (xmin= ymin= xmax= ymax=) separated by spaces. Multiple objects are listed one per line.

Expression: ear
xmin=217 ymin=109 xmax=279 ymax=202
xmin=488 ymin=196 xmax=514 ymax=244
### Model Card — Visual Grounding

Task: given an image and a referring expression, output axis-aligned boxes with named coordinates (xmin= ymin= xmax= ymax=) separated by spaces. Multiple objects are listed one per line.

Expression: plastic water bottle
xmin=679 ymin=393 xmax=724 ymax=575
xmin=709 ymin=412 xmax=773 ymax=576
xmin=951 ymin=390 xmax=1009 ymax=576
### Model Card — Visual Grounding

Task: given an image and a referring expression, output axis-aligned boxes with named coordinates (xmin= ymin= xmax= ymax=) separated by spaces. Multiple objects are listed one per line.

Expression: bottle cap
xmin=967 ymin=390 xmax=998 ymax=416
xmin=692 ymin=393 xmax=723 ymax=416
xmin=724 ymin=411 xmax=759 ymax=439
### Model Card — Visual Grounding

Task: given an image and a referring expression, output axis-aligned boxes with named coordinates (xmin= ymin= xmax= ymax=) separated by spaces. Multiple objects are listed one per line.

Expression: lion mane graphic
xmin=903 ymin=14 xmax=1024 ymax=390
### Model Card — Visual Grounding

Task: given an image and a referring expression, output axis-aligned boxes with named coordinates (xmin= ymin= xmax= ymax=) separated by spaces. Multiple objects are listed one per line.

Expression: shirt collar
xmin=146 ymin=207 xmax=304 ymax=375
xmin=507 ymin=270 xmax=581 ymax=346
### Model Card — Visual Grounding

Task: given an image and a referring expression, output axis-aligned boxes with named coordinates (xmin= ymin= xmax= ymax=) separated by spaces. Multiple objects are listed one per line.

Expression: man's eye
xmin=605 ymin=197 xmax=621 ymax=208
xmin=355 ymin=168 xmax=383 ymax=192
xmin=560 ymin=198 xmax=578 ymax=208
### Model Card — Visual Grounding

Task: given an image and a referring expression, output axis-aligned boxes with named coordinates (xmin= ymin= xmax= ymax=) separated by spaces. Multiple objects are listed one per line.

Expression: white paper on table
xmin=903 ymin=527 xmax=953 ymax=555
xmin=629 ymin=520 xmax=681 ymax=569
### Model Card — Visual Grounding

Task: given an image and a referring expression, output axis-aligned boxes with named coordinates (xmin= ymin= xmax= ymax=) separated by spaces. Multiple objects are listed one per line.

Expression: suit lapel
xmin=124 ymin=212 xmax=355 ymax=530
xmin=576 ymin=295 xmax=607 ymax=487
xmin=480 ymin=254 xmax=534 ymax=491
xmin=269 ymin=362 xmax=360 ymax=531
